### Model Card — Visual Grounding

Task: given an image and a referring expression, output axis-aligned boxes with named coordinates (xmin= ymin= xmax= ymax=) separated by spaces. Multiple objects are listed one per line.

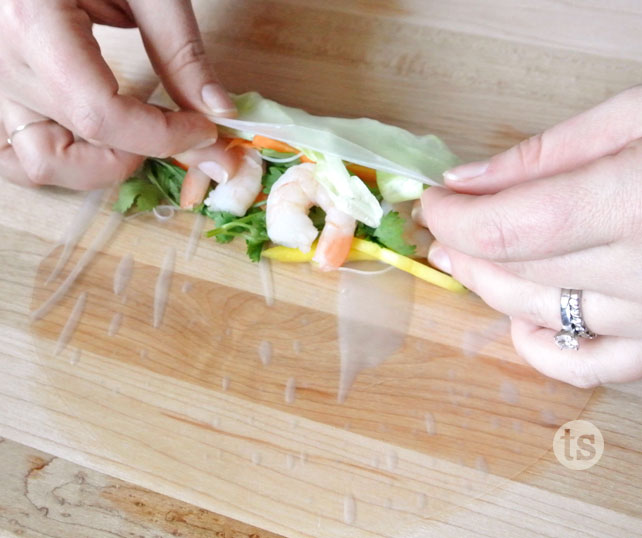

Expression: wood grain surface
xmin=2 ymin=1 xmax=642 ymax=537
xmin=0 ymin=436 xmax=283 ymax=537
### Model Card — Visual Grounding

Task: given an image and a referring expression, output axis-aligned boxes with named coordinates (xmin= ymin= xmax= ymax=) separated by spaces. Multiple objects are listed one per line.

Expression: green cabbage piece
xmin=148 ymin=87 xmax=459 ymax=224
xmin=221 ymin=92 xmax=460 ymax=185
xmin=302 ymin=149 xmax=382 ymax=227
xmin=376 ymin=170 xmax=425 ymax=203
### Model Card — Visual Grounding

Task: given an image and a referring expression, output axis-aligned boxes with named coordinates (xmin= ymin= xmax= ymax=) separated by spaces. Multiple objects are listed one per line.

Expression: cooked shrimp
xmin=203 ymin=147 xmax=264 ymax=216
xmin=266 ymin=163 xmax=356 ymax=270
xmin=178 ymin=138 xmax=244 ymax=209
xmin=180 ymin=167 xmax=212 ymax=209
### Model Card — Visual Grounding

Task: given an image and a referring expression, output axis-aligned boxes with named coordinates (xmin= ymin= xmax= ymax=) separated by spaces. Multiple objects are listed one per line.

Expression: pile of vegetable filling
xmin=113 ymin=92 xmax=465 ymax=292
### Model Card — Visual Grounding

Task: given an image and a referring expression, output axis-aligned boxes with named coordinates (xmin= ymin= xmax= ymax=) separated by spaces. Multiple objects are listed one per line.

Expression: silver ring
xmin=7 ymin=119 xmax=55 ymax=146
xmin=554 ymin=289 xmax=597 ymax=350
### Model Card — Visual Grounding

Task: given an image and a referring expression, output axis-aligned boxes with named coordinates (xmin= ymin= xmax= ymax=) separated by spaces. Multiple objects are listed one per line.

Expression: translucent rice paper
xmin=148 ymin=87 xmax=459 ymax=186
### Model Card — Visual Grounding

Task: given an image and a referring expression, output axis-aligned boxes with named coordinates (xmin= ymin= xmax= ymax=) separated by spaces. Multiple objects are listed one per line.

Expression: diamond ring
xmin=554 ymin=289 xmax=597 ymax=350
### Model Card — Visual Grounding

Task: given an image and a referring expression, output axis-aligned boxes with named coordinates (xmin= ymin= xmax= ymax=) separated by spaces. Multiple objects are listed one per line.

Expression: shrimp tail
xmin=180 ymin=167 xmax=212 ymax=209
xmin=313 ymin=233 xmax=354 ymax=270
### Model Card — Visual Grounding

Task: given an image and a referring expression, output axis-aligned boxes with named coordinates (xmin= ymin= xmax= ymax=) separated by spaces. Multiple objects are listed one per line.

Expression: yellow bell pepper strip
xmin=262 ymin=242 xmax=376 ymax=263
xmin=263 ymin=238 xmax=466 ymax=292
xmin=350 ymin=238 xmax=466 ymax=292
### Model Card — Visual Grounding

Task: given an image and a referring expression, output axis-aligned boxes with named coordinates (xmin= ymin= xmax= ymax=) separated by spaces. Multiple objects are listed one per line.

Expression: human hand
xmin=420 ymin=86 xmax=642 ymax=388
xmin=0 ymin=0 xmax=235 ymax=189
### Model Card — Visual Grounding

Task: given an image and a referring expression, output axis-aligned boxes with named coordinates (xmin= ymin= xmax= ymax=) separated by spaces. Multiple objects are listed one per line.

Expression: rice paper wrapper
xmin=148 ymin=86 xmax=459 ymax=186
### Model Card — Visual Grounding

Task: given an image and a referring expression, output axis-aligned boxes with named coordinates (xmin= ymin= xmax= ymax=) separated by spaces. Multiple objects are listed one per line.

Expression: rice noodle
xmin=153 ymin=205 xmax=176 ymax=221
xmin=261 ymin=152 xmax=303 ymax=164
xmin=337 ymin=264 xmax=394 ymax=276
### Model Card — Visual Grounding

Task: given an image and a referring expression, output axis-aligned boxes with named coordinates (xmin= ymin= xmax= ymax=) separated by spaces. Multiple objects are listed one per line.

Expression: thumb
xmin=128 ymin=0 xmax=236 ymax=118
xmin=444 ymin=85 xmax=642 ymax=194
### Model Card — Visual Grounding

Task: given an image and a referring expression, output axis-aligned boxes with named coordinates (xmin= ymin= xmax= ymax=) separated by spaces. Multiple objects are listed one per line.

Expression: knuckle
xmin=165 ymin=38 xmax=207 ymax=74
xmin=23 ymin=156 xmax=53 ymax=186
xmin=472 ymin=209 xmax=520 ymax=260
xmin=524 ymin=293 xmax=550 ymax=329
xmin=70 ymin=104 xmax=107 ymax=141
xmin=514 ymin=133 xmax=545 ymax=175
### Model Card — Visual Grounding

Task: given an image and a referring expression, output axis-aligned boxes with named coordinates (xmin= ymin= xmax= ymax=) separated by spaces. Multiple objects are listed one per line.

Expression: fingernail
xmin=443 ymin=160 xmax=489 ymax=182
xmin=428 ymin=244 xmax=452 ymax=274
xmin=201 ymin=83 xmax=237 ymax=117
xmin=192 ymin=138 xmax=217 ymax=150
xmin=411 ymin=203 xmax=428 ymax=227
xmin=198 ymin=161 xmax=228 ymax=183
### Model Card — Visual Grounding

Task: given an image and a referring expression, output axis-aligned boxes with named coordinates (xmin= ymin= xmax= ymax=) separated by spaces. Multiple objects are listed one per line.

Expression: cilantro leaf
xmin=373 ymin=211 xmax=416 ymax=256
xmin=355 ymin=221 xmax=376 ymax=240
xmin=203 ymin=208 xmax=268 ymax=261
xmin=261 ymin=158 xmax=304 ymax=195
xmin=113 ymin=177 xmax=163 ymax=213
xmin=261 ymin=163 xmax=288 ymax=194
xmin=308 ymin=206 xmax=326 ymax=231
xmin=144 ymin=159 xmax=185 ymax=206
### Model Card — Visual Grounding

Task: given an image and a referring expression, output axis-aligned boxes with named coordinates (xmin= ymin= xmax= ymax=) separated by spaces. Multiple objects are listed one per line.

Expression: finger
xmin=180 ymin=167 xmax=212 ymax=209
xmin=511 ymin=318 xmax=642 ymax=388
xmin=19 ymin=3 xmax=218 ymax=156
xmin=77 ymin=0 xmax=136 ymax=27
xmin=501 ymin=242 xmax=642 ymax=303
xmin=0 ymin=135 xmax=33 ymax=187
xmin=2 ymin=99 xmax=142 ymax=189
xmin=421 ymin=144 xmax=636 ymax=262
xmin=128 ymin=0 xmax=236 ymax=117
xmin=443 ymin=86 xmax=642 ymax=194
xmin=428 ymin=242 xmax=642 ymax=339
xmin=174 ymin=139 xmax=242 ymax=183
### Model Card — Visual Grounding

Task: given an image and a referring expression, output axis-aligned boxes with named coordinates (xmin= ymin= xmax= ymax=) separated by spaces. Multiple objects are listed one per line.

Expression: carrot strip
xmin=252 ymin=135 xmax=299 ymax=154
xmin=225 ymin=137 xmax=254 ymax=151
xmin=299 ymin=154 xmax=314 ymax=163
xmin=253 ymin=191 xmax=268 ymax=206
xmin=346 ymin=162 xmax=377 ymax=183
xmin=169 ymin=158 xmax=189 ymax=171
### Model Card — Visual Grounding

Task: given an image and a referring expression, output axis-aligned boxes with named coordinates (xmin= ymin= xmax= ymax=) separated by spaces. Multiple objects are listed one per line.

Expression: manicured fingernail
xmin=411 ymin=203 xmax=428 ymax=227
xmin=428 ymin=244 xmax=452 ymax=274
xmin=201 ymin=83 xmax=237 ymax=117
xmin=443 ymin=160 xmax=489 ymax=182
xmin=198 ymin=161 xmax=228 ymax=183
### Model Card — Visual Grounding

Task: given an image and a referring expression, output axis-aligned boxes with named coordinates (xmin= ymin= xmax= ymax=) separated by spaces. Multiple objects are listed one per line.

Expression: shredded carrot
xmin=346 ymin=162 xmax=377 ymax=183
xmin=299 ymin=154 xmax=314 ymax=163
xmin=252 ymin=135 xmax=299 ymax=154
xmin=170 ymin=158 xmax=189 ymax=171
xmin=225 ymin=137 xmax=254 ymax=151
xmin=253 ymin=191 xmax=268 ymax=206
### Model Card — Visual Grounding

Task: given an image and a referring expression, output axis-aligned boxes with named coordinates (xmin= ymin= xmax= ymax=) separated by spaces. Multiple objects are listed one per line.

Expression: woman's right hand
xmin=0 ymin=0 xmax=235 ymax=189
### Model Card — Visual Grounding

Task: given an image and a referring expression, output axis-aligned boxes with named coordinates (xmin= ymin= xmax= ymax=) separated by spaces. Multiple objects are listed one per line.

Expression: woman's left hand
xmin=420 ymin=86 xmax=642 ymax=388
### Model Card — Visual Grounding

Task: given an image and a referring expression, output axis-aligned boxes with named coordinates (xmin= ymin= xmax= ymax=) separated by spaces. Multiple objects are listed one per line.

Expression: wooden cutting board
xmin=2 ymin=2 xmax=642 ymax=536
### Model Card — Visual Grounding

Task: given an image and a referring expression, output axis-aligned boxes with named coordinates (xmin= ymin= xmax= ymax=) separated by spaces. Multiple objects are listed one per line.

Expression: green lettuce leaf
xmin=148 ymin=87 xmax=459 ymax=185
xmin=376 ymin=170 xmax=425 ymax=203
xmin=302 ymin=149 xmax=383 ymax=227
